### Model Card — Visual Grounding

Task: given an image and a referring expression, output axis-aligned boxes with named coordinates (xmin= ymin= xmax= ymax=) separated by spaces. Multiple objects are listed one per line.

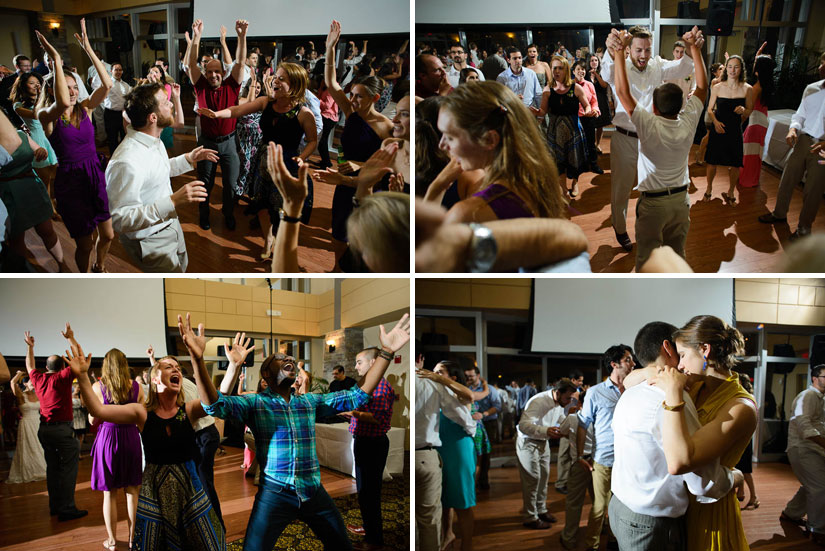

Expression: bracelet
xmin=378 ymin=349 xmax=394 ymax=361
xmin=662 ymin=400 xmax=685 ymax=412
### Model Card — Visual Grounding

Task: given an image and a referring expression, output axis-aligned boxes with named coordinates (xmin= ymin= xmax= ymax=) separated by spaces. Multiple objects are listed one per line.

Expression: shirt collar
xmin=129 ymin=127 xmax=162 ymax=148
xmin=506 ymin=66 xmax=523 ymax=77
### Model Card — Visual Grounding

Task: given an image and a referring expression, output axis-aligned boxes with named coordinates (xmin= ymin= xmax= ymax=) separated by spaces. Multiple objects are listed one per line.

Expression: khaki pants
xmin=634 ymin=191 xmax=690 ymax=270
xmin=516 ymin=436 xmax=551 ymax=521
xmin=119 ymin=219 xmax=188 ymax=273
xmin=786 ymin=446 xmax=825 ymax=535
xmin=772 ymin=133 xmax=825 ymax=232
xmin=556 ymin=436 xmax=572 ymax=489
xmin=584 ymin=461 xmax=613 ymax=549
xmin=609 ymin=130 xmax=640 ymax=235
xmin=561 ymin=458 xmax=593 ymax=547
xmin=415 ymin=449 xmax=442 ymax=551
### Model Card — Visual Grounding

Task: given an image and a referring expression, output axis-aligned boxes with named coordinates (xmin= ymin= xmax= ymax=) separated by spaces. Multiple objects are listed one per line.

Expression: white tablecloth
xmin=315 ymin=423 xmax=406 ymax=480
xmin=762 ymin=109 xmax=796 ymax=170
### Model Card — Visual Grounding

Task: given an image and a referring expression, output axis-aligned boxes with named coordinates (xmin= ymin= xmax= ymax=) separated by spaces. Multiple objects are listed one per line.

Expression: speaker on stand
xmin=706 ymin=0 xmax=735 ymax=36
xmin=677 ymin=1 xmax=701 ymax=36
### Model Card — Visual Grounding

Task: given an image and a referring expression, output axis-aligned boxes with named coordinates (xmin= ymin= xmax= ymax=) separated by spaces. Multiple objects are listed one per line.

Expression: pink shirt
xmin=318 ymin=89 xmax=339 ymax=122
xmin=577 ymin=79 xmax=600 ymax=118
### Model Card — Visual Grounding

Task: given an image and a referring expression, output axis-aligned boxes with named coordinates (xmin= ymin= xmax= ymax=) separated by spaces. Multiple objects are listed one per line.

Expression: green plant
xmin=773 ymin=45 xmax=821 ymax=110
xmin=310 ymin=377 xmax=329 ymax=394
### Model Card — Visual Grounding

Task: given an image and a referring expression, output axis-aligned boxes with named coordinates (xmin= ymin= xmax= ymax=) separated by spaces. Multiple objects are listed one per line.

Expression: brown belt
xmin=0 ymin=170 xmax=35 ymax=181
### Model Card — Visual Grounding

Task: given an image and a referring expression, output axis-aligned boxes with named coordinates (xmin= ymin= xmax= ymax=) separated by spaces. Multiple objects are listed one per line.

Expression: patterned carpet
xmin=227 ymin=471 xmax=410 ymax=550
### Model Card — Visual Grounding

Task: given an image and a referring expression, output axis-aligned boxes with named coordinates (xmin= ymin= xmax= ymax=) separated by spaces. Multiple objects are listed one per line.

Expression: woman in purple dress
xmin=90 ymin=347 xmax=143 ymax=551
xmin=35 ymin=23 xmax=115 ymax=273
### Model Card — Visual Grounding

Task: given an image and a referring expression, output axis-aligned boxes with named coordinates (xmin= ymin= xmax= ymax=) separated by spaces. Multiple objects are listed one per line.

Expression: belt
xmin=416 ymin=445 xmax=435 ymax=451
xmin=40 ymin=418 xmax=71 ymax=426
xmin=641 ymin=184 xmax=688 ymax=198
xmin=615 ymin=127 xmax=638 ymax=139
xmin=203 ymin=131 xmax=236 ymax=143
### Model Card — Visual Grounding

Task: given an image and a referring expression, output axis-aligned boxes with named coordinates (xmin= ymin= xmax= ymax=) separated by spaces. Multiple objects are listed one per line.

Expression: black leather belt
xmin=204 ymin=131 xmax=236 ymax=143
xmin=416 ymin=445 xmax=435 ymax=451
xmin=642 ymin=185 xmax=688 ymax=198
xmin=615 ymin=127 xmax=638 ymax=139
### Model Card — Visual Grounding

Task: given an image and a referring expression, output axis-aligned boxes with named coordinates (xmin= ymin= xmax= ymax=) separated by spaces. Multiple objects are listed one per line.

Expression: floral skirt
xmin=547 ymin=113 xmax=587 ymax=179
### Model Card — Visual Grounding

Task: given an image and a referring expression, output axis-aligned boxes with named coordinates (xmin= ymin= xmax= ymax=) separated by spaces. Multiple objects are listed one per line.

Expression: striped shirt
xmin=203 ymin=386 xmax=368 ymax=501
xmin=349 ymin=377 xmax=396 ymax=437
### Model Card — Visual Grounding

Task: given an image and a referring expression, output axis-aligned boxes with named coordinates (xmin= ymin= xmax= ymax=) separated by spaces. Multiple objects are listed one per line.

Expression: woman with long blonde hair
xmin=89 ymin=346 xmax=143 ymax=550
xmin=435 ymin=79 xmax=566 ymax=223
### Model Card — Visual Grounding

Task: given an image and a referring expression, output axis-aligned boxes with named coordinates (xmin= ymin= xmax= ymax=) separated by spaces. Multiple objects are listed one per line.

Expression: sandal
xmin=91 ymin=263 xmax=108 ymax=273
xmin=722 ymin=192 xmax=737 ymax=205
xmin=569 ymin=183 xmax=579 ymax=198
xmin=703 ymin=192 xmax=712 ymax=200
xmin=743 ymin=498 xmax=760 ymax=510
xmin=103 ymin=540 xmax=116 ymax=551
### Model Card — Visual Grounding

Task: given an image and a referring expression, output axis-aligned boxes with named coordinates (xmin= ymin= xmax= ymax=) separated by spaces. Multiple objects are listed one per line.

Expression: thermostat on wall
xmin=267 ymin=310 xmax=282 ymax=317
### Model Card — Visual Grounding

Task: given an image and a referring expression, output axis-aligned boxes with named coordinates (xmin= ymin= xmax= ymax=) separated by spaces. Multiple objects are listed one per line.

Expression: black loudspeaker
xmin=110 ymin=19 xmax=134 ymax=52
xmin=678 ymin=1 xmax=701 ymax=35
xmin=811 ymin=335 xmax=825 ymax=368
xmin=146 ymin=22 xmax=166 ymax=51
xmin=706 ymin=0 xmax=735 ymax=36
xmin=768 ymin=343 xmax=797 ymax=374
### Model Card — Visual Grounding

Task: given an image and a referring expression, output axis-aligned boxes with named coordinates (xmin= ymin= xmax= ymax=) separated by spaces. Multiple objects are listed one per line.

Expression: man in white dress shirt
xmin=781 ymin=364 xmax=825 ymax=545
xmin=516 ymin=378 xmax=577 ymax=529
xmin=105 ymin=83 xmax=217 ymax=272
xmin=415 ymin=369 xmax=476 ymax=551
xmin=87 ymin=51 xmax=111 ymax=143
xmin=94 ymin=63 xmax=131 ymax=155
xmin=600 ymin=25 xmax=700 ymax=252
xmin=611 ymin=28 xmax=707 ymax=271
xmin=757 ymin=80 xmax=825 ymax=239
xmin=609 ymin=322 xmax=739 ymax=550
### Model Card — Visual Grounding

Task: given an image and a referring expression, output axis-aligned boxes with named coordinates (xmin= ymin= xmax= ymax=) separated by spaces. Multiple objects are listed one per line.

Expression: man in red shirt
xmin=188 ymin=18 xmax=248 ymax=231
xmin=345 ymin=346 xmax=398 ymax=550
xmin=24 ymin=329 xmax=87 ymax=521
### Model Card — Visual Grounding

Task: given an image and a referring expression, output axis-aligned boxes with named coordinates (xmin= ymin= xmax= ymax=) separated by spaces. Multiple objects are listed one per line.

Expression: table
xmin=762 ymin=109 xmax=796 ymax=171
xmin=315 ymin=422 xmax=406 ymax=480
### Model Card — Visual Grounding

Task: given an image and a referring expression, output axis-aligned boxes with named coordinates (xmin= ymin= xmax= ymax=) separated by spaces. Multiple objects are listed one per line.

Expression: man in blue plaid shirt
xmin=178 ymin=312 xmax=411 ymax=551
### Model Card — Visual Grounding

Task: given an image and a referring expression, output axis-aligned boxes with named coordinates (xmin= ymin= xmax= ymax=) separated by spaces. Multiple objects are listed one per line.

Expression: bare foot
xmin=441 ymin=530 xmax=456 ymax=551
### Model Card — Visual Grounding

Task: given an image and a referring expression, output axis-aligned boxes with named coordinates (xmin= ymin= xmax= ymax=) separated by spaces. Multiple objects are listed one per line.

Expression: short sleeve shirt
xmin=29 ymin=367 xmax=74 ymax=422
xmin=194 ymin=74 xmax=240 ymax=138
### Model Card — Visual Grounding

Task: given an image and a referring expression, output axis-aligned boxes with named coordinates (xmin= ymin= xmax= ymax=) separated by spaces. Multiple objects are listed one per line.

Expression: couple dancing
xmin=610 ymin=315 xmax=757 ymax=551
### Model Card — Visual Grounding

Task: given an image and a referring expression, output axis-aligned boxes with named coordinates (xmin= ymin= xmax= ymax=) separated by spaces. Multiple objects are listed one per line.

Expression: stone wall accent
xmin=324 ymin=327 xmax=364 ymax=380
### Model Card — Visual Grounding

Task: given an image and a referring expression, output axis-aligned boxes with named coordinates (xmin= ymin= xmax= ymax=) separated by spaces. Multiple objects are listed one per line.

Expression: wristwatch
xmin=466 ymin=223 xmax=497 ymax=273
xmin=279 ymin=209 xmax=301 ymax=224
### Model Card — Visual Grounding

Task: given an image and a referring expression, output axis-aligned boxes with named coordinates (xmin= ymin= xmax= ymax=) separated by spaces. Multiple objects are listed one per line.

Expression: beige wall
xmin=416 ymin=278 xmax=531 ymax=311
xmin=0 ymin=13 xmax=32 ymax=66
xmin=735 ymin=278 xmax=825 ymax=326
xmin=341 ymin=278 xmax=411 ymax=328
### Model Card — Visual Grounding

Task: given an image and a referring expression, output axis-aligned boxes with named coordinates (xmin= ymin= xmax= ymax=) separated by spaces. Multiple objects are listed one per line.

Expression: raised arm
xmin=178 ymin=313 xmax=218 ymax=406
xmin=415 ymin=368 xmax=474 ymax=405
xmin=610 ymin=30 xmax=636 ymax=116
xmin=34 ymin=31 xmax=69 ymax=128
xmin=218 ymin=332 xmax=255 ymax=394
xmin=65 ymin=342 xmax=146 ymax=427
xmin=23 ymin=331 xmax=36 ymax=376
xmin=198 ymin=95 xmax=268 ymax=119
xmin=685 ymin=28 xmax=708 ymax=104
xmin=219 ymin=25 xmax=233 ymax=65
xmin=11 ymin=370 xmax=25 ymax=403
xmin=360 ymin=314 xmax=410 ymax=395
xmin=267 ymin=142 xmax=308 ymax=273
xmin=324 ymin=20 xmax=353 ymax=117
xmin=231 ymin=20 xmax=248 ymax=85
xmin=61 ymin=322 xmax=80 ymax=351
xmin=188 ymin=19 xmax=204 ymax=85
xmin=0 ymin=353 xmax=8 ymax=385
xmin=76 ymin=19 xmax=112 ymax=111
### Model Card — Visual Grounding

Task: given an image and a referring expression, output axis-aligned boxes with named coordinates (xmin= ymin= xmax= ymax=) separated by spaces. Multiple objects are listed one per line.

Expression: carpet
xmin=227 ymin=471 xmax=409 ymax=550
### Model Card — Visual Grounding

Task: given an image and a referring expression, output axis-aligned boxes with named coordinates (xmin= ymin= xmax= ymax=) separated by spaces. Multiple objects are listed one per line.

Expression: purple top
xmin=473 ymin=183 xmax=533 ymax=220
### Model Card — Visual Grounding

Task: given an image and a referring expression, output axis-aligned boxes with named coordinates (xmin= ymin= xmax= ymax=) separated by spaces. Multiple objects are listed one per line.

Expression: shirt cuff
xmin=201 ymin=390 xmax=225 ymax=415
xmin=790 ymin=121 xmax=803 ymax=131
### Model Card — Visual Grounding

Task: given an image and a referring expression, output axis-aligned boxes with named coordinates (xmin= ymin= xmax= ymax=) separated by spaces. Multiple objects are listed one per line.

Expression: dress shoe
xmin=199 ymin=212 xmax=211 ymax=231
xmin=789 ymin=228 xmax=810 ymax=241
xmin=758 ymin=213 xmax=787 ymax=224
xmin=615 ymin=231 xmax=633 ymax=251
xmin=538 ymin=512 xmax=557 ymax=523
xmin=555 ymin=485 xmax=568 ymax=494
xmin=58 ymin=509 xmax=88 ymax=521
xmin=224 ymin=214 xmax=236 ymax=231
xmin=347 ymin=524 xmax=366 ymax=536
xmin=523 ymin=519 xmax=551 ymax=529
xmin=780 ymin=511 xmax=806 ymax=527
xmin=590 ymin=164 xmax=604 ymax=175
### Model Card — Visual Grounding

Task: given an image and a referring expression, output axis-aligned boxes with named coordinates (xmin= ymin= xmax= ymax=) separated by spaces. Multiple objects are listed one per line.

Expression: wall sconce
xmin=326 ymin=339 xmax=336 ymax=353
xmin=50 ymin=22 xmax=60 ymax=38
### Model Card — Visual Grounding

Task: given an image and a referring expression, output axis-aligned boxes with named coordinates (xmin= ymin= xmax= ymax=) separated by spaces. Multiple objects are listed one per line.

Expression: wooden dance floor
xmin=0 ymin=445 xmax=357 ymax=550
xmin=472 ymin=447 xmax=820 ymax=550
xmin=21 ymin=132 xmax=346 ymax=273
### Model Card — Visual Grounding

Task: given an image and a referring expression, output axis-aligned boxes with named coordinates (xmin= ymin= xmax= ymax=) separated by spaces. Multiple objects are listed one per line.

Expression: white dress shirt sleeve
xmin=439 ymin=386 xmax=476 ymax=436
xmin=519 ymin=394 xmax=556 ymax=440
xmin=600 ymin=51 xmax=615 ymax=86
xmin=660 ymin=54 xmax=694 ymax=82
xmin=790 ymin=94 xmax=809 ymax=132
xmin=169 ymin=153 xmax=194 ymax=178
xmin=106 ymin=158 xmax=177 ymax=234
xmin=794 ymin=390 xmax=824 ymax=440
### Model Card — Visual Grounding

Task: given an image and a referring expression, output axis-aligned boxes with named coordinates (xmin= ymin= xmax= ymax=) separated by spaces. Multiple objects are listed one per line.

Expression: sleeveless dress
xmin=5 ymin=398 xmax=47 ymax=483
xmin=331 ymin=112 xmax=383 ymax=242
xmin=704 ymin=97 xmax=746 ymax=167
xmin=13 ymin=102 xmax=57 ymax=167
xmin=91 ymin=381 xmax=143 ymax=491
xmin=47 ymin=108 xmax=111 ymax=238
xmin=247 ymin=102 xmax=314 ymax=227
xmin=586 ymin=75 xmax=612 ymax=128
xmin=472 ymin=183 xmax=534 ymax=220
xmin=438 ymin=411 xmax=476 ymax=510
xmin=740 ymin=95 xmax=768 ymax=187
xmin=546 ymin=87 xmax=587 ymax=178
xmin=134 ymin=406 xmax=225 ymax=551
xmin=0 ymin=130 xmax=53 ymax=236
xmin=686 ymin=373 xmax=755 ymax=551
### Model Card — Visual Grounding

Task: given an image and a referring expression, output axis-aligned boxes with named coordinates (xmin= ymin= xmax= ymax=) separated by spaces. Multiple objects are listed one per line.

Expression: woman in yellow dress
xmin=657 ymin=315 xmax=757 ymax=551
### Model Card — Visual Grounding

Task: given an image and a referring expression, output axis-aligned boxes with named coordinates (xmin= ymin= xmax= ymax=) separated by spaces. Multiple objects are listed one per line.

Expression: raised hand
xmin=184 ymin=31 xmax=191 ymax=46
xmin=378 ymin=313 xmax=411 ymax=354
xmin=73 ymin=17 xmax=91 ymax=51
xmin=388 ymin=173 xmax=405 ymax=192
xmin=170 ymin=83 xmax=181 ymax=99
xmin=60 ymin=322 xmax=74 ymax=340
xmin=225 ymin=332 xmax=255 ymax=365
xmin=682 ymin=26 xmax=698 ymax=46
xmin=266 ymin=142 xmax=308 ymax=217
xmin=235 ymin=19 xmax=249 ymax=37
xmin=63 ymin=342 xmax=91 ymax=378
xmin=186 ymin=145 xmax=220 ymax=164
xmin=177 ymin=313 xmax=206 ymax=359
xmin=192 ymin=19 xmax=204 ymax=39
xmin=24 ymin=331 xmax=34 ymax=347
xmin=146 ymin=345 xmax=155 ymax=363
xmin=326 ymin=20 xmax=342 ymax=51
xmin=220 ymin=25 xmax=227 ymax=41
xmin=34 ymin=30 xmax=61 ymax=63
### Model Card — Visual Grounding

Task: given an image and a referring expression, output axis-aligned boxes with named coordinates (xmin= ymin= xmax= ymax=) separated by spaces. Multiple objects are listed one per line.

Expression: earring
xmin=702 ymin=356 xmax=708 ymax=371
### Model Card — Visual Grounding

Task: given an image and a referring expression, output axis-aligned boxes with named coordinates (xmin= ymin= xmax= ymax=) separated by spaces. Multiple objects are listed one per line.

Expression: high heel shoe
xmin=743 ymin=498 xmax=760 ymax=510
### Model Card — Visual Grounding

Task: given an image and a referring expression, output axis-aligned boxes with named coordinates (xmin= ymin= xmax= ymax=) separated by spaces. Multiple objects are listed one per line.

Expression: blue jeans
xmin=243 ymin=479 xmax=352 ymax=551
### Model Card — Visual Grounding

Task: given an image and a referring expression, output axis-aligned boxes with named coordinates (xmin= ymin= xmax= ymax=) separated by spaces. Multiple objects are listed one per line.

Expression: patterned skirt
xmin=546 ymin=113 xmax=587 ymax=179
xmin=246 ymin=142 xmax=313 ymax=226
xmin=133 ymin=460 xmax=225 ymax=551
xmin=472 ymin=403 xmax=491 ymax=457
xmin=235 ymin=113 xmax=262 ymax=198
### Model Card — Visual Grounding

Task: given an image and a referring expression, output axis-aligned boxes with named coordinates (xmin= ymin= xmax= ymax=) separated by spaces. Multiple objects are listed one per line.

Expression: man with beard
xmin=105 ymin=83 xmax=218 ymax=272
xmin=446 ymin=44 xmax=484 ymax=88
xmin=186 ymin=313 xmax=411 ymax=551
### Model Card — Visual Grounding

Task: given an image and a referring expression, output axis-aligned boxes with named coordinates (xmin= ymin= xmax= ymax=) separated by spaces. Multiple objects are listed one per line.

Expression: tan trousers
xmin=118 ymin=219 xmax=188 ymax=273
xmin=556 ymin=436 xmax=572 ymax=489
xmin=634 ymin=191 xmax=691 ymax=270
xmin=516 ymin=436 xmax=552 ymax=521
xmin=583 ymin=461 xmax=613 ymax=549
xmin=772 ymin=132 xmax=825 ymax=232
xmin=609 ymin=130 xmax=640 ymax=235
xmin=561 ymin=459 xmax=594 ymax=547
xmin=415 ymin=449 xmax=442 ymax=551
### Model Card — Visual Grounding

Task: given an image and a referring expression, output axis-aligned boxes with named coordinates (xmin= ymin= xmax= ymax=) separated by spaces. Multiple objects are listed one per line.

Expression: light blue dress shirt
xmin=577 ymin=377 xmax=622 ymax=467
xmin=471 ymin=382 xmax=502 ymax=421
xmin=496 ymin=66 xmax=543 ymax=108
